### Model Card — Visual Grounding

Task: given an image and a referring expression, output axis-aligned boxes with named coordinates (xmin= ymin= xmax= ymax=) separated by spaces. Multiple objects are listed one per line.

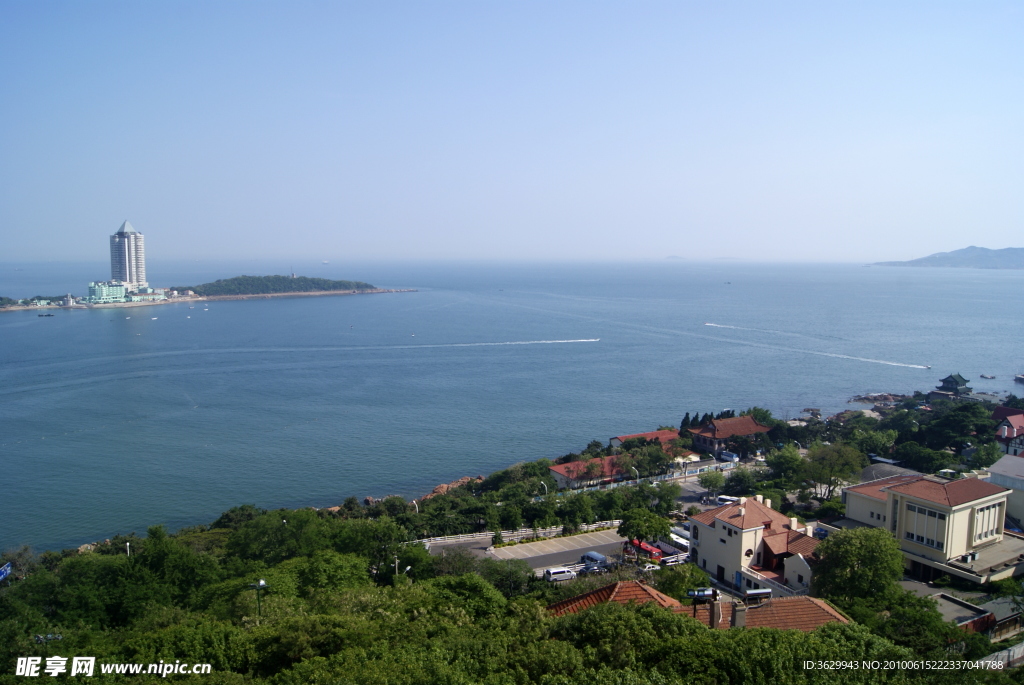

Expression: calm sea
xmin=2 ymin=260 xmax=1023 ymax=552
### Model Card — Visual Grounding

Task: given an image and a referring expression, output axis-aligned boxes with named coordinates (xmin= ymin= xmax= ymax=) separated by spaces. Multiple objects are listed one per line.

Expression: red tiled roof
xmin=996 ymin=415 xmax=1024 ymax=443
xmin=886 ymin=477 xmax=1008 ymax=507
xmin=612 ymin=429 xmax=681 ymax=449
xmin=547 ymin=581 xmax=681 ymax=616
xmin=786 ymin=530 xmax=820 ymax=557
xmin=993 ymin=407 xmax=1024 ymax=425
xmin=690 ymin=498 xmax=794 ymax=532
xmin=843 ymin=475 xmax=923 ymax=502
xmin=761 ymin=528 xmax=820 ymax=557
xmin=547 ymin=581 xmax=848 ymax=632
xmin=688 ymin=416 xmax=771 ymax=440
xmin=549 ymin=455 xmax=624 ymax=480
xmin=686 ymin=596 xmax=849 ymax=632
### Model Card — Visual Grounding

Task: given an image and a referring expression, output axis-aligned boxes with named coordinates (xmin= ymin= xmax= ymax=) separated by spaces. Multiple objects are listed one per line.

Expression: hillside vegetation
xmin=176 ymin=275 xmax=376 ymax=296
xmin=875 ymin=246 xmax=1024 ymax=269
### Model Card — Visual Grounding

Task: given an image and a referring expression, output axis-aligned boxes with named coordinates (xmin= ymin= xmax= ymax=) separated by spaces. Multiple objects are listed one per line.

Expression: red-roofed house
xmin=842 ymin=473 xmax=1018 ymax=582
xmin=549 ymin=455 xmax=625 ymax=489
xmin=688 ymin=416 xmax=771 ymax=455
xmin=995 ymin=414 xmax=1024 ymax=456
xmin=689 ymin=496 xmax=819 ymax=596
xmin=610 ymin=429 xmax=681 ymax=451
xmin=547 ymin=580 xmax=849 ymax=632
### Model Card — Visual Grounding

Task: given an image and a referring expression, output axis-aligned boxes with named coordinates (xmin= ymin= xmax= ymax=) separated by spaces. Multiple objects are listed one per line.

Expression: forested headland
xmin=174 ymin=275 xmax=377 ymax=297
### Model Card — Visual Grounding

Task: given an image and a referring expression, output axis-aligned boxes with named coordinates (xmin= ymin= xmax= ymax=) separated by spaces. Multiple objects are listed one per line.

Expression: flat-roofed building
xmin=87 ymin=281 xmax=127 ymax=303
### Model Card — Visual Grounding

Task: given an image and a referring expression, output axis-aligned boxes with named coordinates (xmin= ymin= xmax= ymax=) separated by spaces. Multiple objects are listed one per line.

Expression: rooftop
xmin=688 ymin=416 xmax=771 ymax=441
xmin=690 ymin=498 xmax=807 ymax=541
xmin=549 ymin=455 xmax=625 ymax=481
xmin=686 ymin=596 xmax=850 ymax=632
xmin=886 ymin=476 xmax=1007 ymax=507
xmin=547 ymin=581 xmax=850 ymax=632
xmin=611 ymin=429 xmax=682 ymax=448
xmin=546 ymin=580 xmax=680 ymax=616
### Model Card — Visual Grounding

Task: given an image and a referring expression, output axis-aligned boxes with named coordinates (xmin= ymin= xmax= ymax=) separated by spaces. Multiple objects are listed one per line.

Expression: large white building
xmin=109 ymin=221 xmax=147 ymax=290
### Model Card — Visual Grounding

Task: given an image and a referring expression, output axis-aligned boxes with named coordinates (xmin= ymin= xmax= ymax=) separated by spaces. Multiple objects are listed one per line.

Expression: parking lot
xmin=489 ymin=529 xmax=625 ymax=564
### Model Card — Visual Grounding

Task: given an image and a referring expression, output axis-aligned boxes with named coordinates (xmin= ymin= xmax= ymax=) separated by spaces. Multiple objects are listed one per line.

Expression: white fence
xmin=417 ymin=520 xmax=622 ymax=546
xmin=976 ymin=642 xmax=1024 ymax=669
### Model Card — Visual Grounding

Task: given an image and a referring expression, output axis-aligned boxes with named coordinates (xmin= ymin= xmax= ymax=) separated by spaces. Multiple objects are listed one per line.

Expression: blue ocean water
xmin=1 ymin=260 xmax=1023 ymax=552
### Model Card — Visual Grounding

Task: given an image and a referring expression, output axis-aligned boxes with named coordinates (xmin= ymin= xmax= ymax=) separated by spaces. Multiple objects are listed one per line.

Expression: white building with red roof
xmin=841 ymin=473 xmax=1024 ymax=583
xmin=995 ymin=414 xmax=1024 ymax=456
xmin=688 ymin=495 xmax=819 ymax=596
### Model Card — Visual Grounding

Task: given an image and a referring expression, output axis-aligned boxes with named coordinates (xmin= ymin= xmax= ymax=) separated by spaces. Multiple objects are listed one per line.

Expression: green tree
xmin=804 ymin=443 xmax=867 ymax=500
xmin=765 ymin=444 xmax=804 ymax=485
xmin=697 ymin=470 xmax=725 ymax=496
xmin=722 ymin=467 xmax=757 ymax=496
xmin=616 ymin=508 xmax=670 ymax=544
xmin=653 ymin=563 xmax=711 ymax=602
xmin=893 ymin=441 xmax=956 ymax=474
xmin=968 ymin=442 xmax=1002 ymax=469
xmin=811 ymin=527 xmax=904 ymax=607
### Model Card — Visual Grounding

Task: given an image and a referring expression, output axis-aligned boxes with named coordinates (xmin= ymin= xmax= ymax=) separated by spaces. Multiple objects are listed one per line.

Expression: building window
xmin=907 ymin=504 xmax=917 ymax=513
xmin=882 ymin=515 xmax=886 ymax=522
xmin=905 ymin=532 xmax=914 ymax=540
xmin=720 ymin=539 xmax=726 ymax=544
xmin=797 ymin=574 xmax=804 ymax=584
xmin=727 ymin=528 xmax=733 ymax=537
xmin=937 ymin=541 xmax=944 ymax=550
xmin=938 ymin=513 xmax=946 ymax=521
xmin=870 ymin=512 xmax=875 ymax=519
xmin=916 ymin=535 xmax=924 ymax=543
xmin=746 ymin=579 xmax=752 ymax=588
xmin=926 ymin=538 xmax=935 ymax=546
xmin=702 ymin=560 xmax=707 ymax=569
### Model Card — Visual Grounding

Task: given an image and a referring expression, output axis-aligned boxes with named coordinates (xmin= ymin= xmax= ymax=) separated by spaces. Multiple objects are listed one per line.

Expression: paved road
xmin=490 ymin=529 xmax=625 ymax=561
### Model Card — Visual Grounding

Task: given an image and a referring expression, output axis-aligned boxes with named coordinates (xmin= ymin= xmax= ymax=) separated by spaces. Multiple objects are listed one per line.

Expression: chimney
xmin=710 ymin=601 xmax=723 ymax=629
xmin=764 ymin=499 xmax=772 ymax=510
xmin=731 ymin=602 xmax=747 ymax=628
xmin=739 ymin=507 xmax=745 ymax=516
xmin=790 ymin=517 xmax=799 ymax=531
xmin=755 ymin=494 xmax=764 ymax=503
xmin=739 ymin=497 xmax=747 ymax=505
xmin=805 ymin=525 xmax=815 ymax=537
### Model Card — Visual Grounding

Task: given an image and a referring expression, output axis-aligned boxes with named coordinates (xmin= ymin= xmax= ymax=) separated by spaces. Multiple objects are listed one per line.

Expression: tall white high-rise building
xmin=109 ymin=221 xmax=147 ymax=290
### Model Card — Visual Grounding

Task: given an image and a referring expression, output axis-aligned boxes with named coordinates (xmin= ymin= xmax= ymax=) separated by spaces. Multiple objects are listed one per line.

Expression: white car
xmin=544 ymin=567 xmax=578 ymax=582
xmin=640 ymin=563 xmax=660 ymax=572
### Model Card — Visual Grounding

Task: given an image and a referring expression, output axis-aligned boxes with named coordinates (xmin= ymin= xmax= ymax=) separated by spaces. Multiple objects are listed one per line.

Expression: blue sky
xmin=1 ymin=2 xmax=1021 ymax=262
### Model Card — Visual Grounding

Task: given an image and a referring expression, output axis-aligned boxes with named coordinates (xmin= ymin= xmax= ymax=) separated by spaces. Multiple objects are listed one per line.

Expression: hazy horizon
xmin=2 ymin=2 xmax=1022 ymax=263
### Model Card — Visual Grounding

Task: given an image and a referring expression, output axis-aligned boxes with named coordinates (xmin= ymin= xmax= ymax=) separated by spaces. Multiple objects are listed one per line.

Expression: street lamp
xmin=125 ymin=542 xmax=130 ymax=557
xmin=249 ymin=579 xmax=269 ymax=618
xmin=412 ymin=500 xmax=419 ymax=514
xmin=631 ymin=467 xmax=639 ymax=482
xmin=541 ymin=482 xmax=548 ymax=496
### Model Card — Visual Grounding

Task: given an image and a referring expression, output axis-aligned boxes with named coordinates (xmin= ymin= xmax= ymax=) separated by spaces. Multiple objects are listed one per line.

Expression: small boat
xmin=189 ymin=306 xmax=194 ymax=309
xmin=37 ymin=313 xmax=54 ymax=317
xmin=981 ymin=374 xmax=995 ymax=379
xmin=151 ymin=317 xmax=158 ymax=320
xmin=125 ymin=316 xmax=131 ymax=319
xmin=1016 ymin=374 xmax=1024 ymax=384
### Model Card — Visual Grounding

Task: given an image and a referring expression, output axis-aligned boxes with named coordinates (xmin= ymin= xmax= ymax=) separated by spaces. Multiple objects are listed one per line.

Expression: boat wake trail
xmin=702 ymin=323 xmax=925 ymax=368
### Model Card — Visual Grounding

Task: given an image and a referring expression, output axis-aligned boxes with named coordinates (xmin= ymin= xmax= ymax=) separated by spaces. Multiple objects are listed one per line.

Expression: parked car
xmin=640 ymin=563 xmax=660 ymax=573
xmin=544 ymin=567 xmax=578 ymax=582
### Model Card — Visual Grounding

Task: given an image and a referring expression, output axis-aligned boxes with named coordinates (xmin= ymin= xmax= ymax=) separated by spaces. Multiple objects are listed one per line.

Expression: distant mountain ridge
xmin=875 ymin=246 xmax=1024 ymax=269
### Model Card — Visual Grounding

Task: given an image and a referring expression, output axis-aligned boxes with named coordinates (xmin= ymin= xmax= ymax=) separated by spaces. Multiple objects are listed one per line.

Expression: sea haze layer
xmin=2 ymin=261 xmax=1023 ymax=551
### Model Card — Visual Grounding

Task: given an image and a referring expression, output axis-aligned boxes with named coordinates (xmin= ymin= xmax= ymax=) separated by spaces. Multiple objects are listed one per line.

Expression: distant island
xmin=174 ymin=274 xmax=378 ymax=296
xmin=875 ymin=246 xmax=1024 ymax=269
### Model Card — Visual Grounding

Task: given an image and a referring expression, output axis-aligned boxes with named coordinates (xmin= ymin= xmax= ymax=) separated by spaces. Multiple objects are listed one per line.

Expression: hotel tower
xmin=109 ymin=220 xmax=147 ymax=290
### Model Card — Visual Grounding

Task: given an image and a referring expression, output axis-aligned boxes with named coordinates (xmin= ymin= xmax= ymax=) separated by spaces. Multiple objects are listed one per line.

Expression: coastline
xmin=0 ymin=288 xmax=416 ymax=313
